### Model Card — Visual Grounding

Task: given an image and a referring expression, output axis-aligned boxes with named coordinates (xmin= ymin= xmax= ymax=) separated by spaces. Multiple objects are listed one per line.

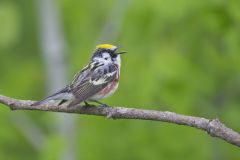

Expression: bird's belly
xmin=89 ymin=81 xmax=119 ymax=101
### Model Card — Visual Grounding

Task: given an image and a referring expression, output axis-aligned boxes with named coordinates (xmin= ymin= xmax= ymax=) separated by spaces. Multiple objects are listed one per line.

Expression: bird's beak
xmin=116 ymin=51 xmax=127 ymax=55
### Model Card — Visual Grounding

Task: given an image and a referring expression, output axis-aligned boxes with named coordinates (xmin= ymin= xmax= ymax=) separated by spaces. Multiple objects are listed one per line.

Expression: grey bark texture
xmin=0 ymin=95 xmax=240 ymax=148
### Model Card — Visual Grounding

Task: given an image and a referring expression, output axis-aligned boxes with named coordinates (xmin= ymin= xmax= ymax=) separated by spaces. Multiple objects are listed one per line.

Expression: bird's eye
xmin=104 ymin=57 xmax=108 ymax=60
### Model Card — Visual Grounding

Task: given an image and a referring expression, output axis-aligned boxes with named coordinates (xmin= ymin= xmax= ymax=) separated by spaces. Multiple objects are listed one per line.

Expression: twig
xmin=0 ymin=94 xmax=240 ymax=148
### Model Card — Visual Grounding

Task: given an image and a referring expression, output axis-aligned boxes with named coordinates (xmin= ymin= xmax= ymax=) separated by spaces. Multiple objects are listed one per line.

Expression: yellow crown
xmin=96 ymin=44 xmax=117 ymax=50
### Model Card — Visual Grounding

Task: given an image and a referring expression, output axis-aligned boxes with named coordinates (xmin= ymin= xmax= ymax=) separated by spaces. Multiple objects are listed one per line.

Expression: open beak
xmin=116 ymin=51 xmax=127 ymax=55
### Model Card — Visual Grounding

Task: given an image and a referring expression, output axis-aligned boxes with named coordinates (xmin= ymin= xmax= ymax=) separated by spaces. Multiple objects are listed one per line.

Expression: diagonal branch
xmin=0 ymin=94 xmax=240 ymax=148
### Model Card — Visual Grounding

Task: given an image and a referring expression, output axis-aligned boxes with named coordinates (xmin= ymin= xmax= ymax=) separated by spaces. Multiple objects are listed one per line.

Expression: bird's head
xmin=91 ymin=44 xmax=126 ymax=66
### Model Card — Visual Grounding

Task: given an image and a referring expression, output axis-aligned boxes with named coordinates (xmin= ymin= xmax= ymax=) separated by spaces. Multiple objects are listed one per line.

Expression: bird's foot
xmin=91 ymin=100 xmax=109 ymax=107
xmin=58 ymin=99 xmax=68 ymax=106
xmin=100 ymin=104 xmax=109 ymax=108
xmin=84 ymin=101 xmax=91 ymax=106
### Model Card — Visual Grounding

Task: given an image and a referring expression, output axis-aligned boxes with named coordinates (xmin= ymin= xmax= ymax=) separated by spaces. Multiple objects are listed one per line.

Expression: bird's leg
xmin=84 ymin=101 xmax=91 ymax=107
xmin=91 ymin=100 xmax=109 ymax=107
xmin=58 ymin=99 xmax=67 ymax=106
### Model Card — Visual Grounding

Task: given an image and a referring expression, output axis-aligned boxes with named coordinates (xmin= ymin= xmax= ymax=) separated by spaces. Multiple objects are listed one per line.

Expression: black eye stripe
xmin=92 ymin=48 xmax=117 ymax=59
xmin=111 ymin=53 xmax=117 ymax=58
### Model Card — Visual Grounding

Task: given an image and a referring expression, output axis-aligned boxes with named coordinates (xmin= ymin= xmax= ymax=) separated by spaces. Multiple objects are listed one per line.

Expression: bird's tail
xmin=32 ymin=87 xmax=73 ymax=106
xmin=32 ymin=97 xmax=53 ymax=106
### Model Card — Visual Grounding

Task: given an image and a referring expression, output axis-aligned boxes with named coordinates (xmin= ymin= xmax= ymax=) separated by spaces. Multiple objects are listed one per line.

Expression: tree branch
xmin=0 ymin=94 xmax=239 ymax=148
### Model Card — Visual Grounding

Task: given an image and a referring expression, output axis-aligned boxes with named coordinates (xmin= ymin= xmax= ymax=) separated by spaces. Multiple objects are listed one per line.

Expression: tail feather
xmin=32 ymin=87 xmax=73 ymax=106
xmin=32 ymin=98 xmax=53 ymax=106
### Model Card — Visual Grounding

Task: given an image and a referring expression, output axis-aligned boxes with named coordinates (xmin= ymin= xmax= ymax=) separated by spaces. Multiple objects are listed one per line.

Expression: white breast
xmin=89 ymin=80 xmax=119 ymax=101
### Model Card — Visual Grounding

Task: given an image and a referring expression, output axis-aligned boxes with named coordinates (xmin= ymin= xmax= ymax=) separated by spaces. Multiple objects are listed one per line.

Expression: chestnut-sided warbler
xmin=33 ymin=44 xmax=125 ymax=107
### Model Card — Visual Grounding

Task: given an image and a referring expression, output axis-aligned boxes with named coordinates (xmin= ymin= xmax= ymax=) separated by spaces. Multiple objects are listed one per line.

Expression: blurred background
xmin=0 ymin=0 xmax=240 ymax=159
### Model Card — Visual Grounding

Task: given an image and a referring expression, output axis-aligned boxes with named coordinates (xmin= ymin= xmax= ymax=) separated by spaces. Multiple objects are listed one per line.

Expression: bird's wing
xmin=68 ymin=62 xmax=118 ymax=107
xmin=70 ymin=61 xmax=105 ymax=86
xmin=32 ymin=62 xmax=106 ymax=106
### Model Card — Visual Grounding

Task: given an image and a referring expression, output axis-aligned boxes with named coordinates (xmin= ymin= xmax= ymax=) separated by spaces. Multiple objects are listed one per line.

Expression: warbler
xmin=33 ymin=44 xmax=125 ymax=107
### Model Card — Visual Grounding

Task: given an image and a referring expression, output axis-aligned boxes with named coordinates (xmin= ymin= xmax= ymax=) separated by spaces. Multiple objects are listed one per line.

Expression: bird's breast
xmin=89 ymin=79 xmax=119 ymax=101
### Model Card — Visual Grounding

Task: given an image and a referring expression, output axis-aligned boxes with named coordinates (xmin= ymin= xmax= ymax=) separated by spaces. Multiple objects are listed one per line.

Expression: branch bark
xmin=0 ymin=94 xmax=240 ymax=148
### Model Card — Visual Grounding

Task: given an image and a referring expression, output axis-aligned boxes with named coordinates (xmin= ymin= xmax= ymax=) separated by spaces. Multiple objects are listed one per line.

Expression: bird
xmin=32 ymin=44 xmax=126 ymax=107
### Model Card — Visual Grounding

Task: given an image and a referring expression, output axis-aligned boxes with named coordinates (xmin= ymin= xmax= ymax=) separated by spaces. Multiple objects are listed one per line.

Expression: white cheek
xmin=102 ymin=53 xmax=109 ymax=58
xmin=93 ymin=57 xmax=102 ymax=62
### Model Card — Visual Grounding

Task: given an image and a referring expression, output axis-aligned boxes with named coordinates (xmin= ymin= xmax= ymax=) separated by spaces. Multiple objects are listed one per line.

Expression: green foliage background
xmin=0 ymin=0 xmax=240 ymax=159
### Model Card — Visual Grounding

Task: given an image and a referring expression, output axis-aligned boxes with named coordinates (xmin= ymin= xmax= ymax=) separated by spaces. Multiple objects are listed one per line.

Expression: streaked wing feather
xmin=68 ymin=82 xmax=107 ymax=107
xmin=68 ymin=63 xmax=117 ymax=107
xmin=71 ymin=64 xmax=90 ymax=86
